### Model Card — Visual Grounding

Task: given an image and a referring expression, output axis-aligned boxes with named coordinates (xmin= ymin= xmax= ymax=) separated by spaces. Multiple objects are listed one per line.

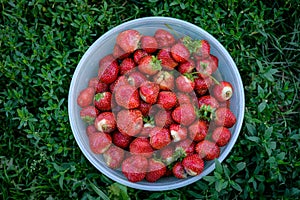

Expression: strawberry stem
xmin=151 ymin=55 xmax=162 ymax=71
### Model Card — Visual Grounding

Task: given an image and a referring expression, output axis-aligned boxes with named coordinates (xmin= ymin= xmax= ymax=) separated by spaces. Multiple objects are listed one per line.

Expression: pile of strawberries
xmin=77 ymin=28 xmax=237 ymax=183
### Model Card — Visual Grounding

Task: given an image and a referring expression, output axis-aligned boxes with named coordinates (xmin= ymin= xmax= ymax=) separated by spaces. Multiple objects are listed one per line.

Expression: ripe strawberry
xmin=77 ymin=87 xmax=95 ymax=108
xmin=94 ymin=92 xmax=112 ymax=111
xmin=114 ymin=84 xmax=140 ymax=109
xmin=150 ymin=127 xmax=171 ymax=150
xmin=175 ymin=92 xmax=197 ymax=106
xmin=195 ymin=140 xmax=220 ymax=161
xmin=194 ymin=77 xmax=213 ymax=96
xmin=160 ymin=145 xmax=175 ymax=165
xmin=171 ymin=42 xmax=190 ymax=63
xmin=212 ymin=126 xmax=232 ymax=147
xmin=175 ymin=139 xmax=196 ymax=156
xmin=80 ymin=106 xmax=99 ymax=125
xmin=109 ymin=75 xmax=128 ymax=93
xmin=214 ymin=107 xmax=236 ymax=128
xmin=198 ymin=95 xmax=219 ymax=109
xmin=145 ymin=158 xmax=167 ymax=182
xmin=182 ymin=154 xmax=204 ymax=176
xmin=98 ymin=55 xmax=119 ymax=84
xmin=154 ymin=29 xmax=176 ymax=48
xmin=154 ymin=110 xmax=174 ymax=128
xmin=127 ymin=70 xmax=147 ymax=88
xmin=103 ymin=145 xmax=125 ymax=169
xmin=152 ymin=70 xmax=175 ymax=91
xmin=120 ymin=57 xmax=136 ymax=75
xmin=117 ymin=109 xmax=143 ymax=136
xmin=139 ymin=81 xmax=160 ymax=104
xmin=175 ymin=75 xmax=195 ymax=93
xmin=138 ymin=101 xmax=152 ymax=117
xmin=209 ymin=54 xmax=219 ymax=73
xmin=170 ymin=124 xmax=188 ymax=142
xmin=157 ymin=91 xmax=177 ymax=110
xmin=138 ymin=55 xmax=162 ymax=76
xmin=178 ymin=59 xmax=195 ymax=74
xmin=116 ymin=29 xmax=141 ymax=54
xmin=88 ymin=77 xmax=99 ymax=89
xmin=94 ymin=112 xmax=116 ymax=133
xmin=219 ymin=100 xmax=231 ymax=108
xmin=188 ymin=120 xmax=208 ymax=142
xmin=95 ymin=81 xmax=109 ymax=93
xmin=112 ymin=131 xmax=133 ymax=149
xmin=86 ymin=124 xmax=98 ymax=137
xmin=171 ymin=104 xmax=196 ymax=126
xmin=172 ymin=162 xmax=187 ymax=179
xmin=212 ymin=81 xmax=233 ymax=102
xmin=133 ymin=49 xmax=149 ymax=64
xmin=141 ymin=36 xmax=158 ymax=54
xmin=157 ymin=48 xmax=178 ymax=70
xmin=113 ymin=44 xmax=130 ymax=59
xmin=89 ymin=132 xmax=112 ymax=154
xmin=122 ymin=155 xmax=148 ymax=182
xmin=194 ymin=39 xmax=210 ymax=58
xmin=129 ymin=137 xmax=154 ymax=158
xmin=139 ymin=123 xmax=155 ymax=137
xmin=195 ymin=58 xmax=214 ymax=78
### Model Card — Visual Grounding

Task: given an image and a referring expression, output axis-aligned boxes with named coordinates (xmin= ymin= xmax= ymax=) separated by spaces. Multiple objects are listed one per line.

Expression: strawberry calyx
xmin=182 ymin=36 xmax=203 ymax=54
xmin=150 ymin=55 xmax=162 ymax=71
xmin=195 ymin=104 xmax=216 ymax=121
xmin=94 ymin=93 xmax=105 ymax=101
xmin=143 ymin=116 xmax=155 ymax=126
xmin=166 ymin=147 xmax=187 ymax=170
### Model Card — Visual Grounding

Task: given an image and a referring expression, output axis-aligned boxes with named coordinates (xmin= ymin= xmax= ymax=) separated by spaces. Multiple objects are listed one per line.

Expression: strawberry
xmin=194 ymin=77 xmax=213 ymax=96
xmin=175 ymin=75 xmax=195 ymax=93
xmin=95 ymin=81 xmax=109 ymax=93
xmin=77 ymin=87 xmax=95 ymax=108
xmin=80 ymin=106 xmax=99 ymax=125
xmin=188 ymin=120 xmax=208 ymax=142
xmin=109 ymin=75 xmax=128 ymax=93
xmin=141 ymin=36 xmax=158 ymax=54
xmin=198 ymin=95 xmax=219 ymax=109
xmin=138 ymin=101 xmax=152 ymax=117
xmin=219 ymin=100 xmax=231 ymax=108
xmin=212 ymin=81 xmax=233 ymax=102
xmin=116 ymin=29 xmax=141 ymax=54
xmin=171 ymin=103 xmax=196 ymax=126
xmin=138 ymin=55 xmax=162 ymax=76
xmin=122 ymin=155 xmax=148 ymax=182
xmin=169 ymin=124 xmax=188 ymax=142
xmin=160 ymin=145 xmax=175 ymax=165
xmin=194 ymin=40 xmax=210 ymax=58
xmin=114 ymin=84 xmax=140 ymax=109
xmin=209 ymin=54 xmax=219 ymax=73
xmin=195 ymin=140 xmax=220 ymax=161
xmin=175 ymin=139 xmax=196 ymax=156
xmin=171 ymin=42 xmax=190 ymax=63
xmin=94 ymin=112 xmax=116 ymax=133
xmin=103 ymin=145 xmax=125 ymax=169
xmin=145 ymin=158 xmax=167 ymax=182
xmin=150 ymin=127 xmax=171 ymax=150
xmin=154 ymin=29 xmax=176 ymax=48
xmin=214 ymin=107 xmax=236 ymax=128
xmin=157 ymin=91 xmax=177 ymax=110
xmin=133 ymin=49 xmax=149 ymax=64
xmin=172 ymin=162 xmax=187 ymax=179
xmin=139 ymin=81 xmax=160 ymax=104
xmin=86 ymin=124 xmax=98 ymax=137
xmin=112 ymin=131 xmax=133 ymax=149
xmin=120 ymin=57 xmax=136 ymax=75
xmin=212 ymin=126 xmax=232 ymax=147
xmin=94 ymin=92 xmax=112 ymax=111
xmin=182 ymin=154 xmax=204 ymax=176
xmin=157 ymin=48 xmax=178 ymax=70
xmin=152 ymin=70 xmax=175 ymax=91
xmin=127 ymin=70 xmax=147 ymax=88
xmin=129 ymin=137 xmax=154 ymax=158
xmin=89 ymin=131 xmax=112 ymax=154
xmin=116 ymin=109 xmax=143 ymax=136
xmin=178 ymin=59 xmax=195 ymax=74
xmin=154 ymin=109 xmax=174 ymax=128
xmin=195 ymin=58 xmax=214 ymax=78
xmin=113 ymin=44 xmax=130 ymax=59
xmin=88 ymin=77 xmax=99 ymax=89
xmin=139 ymin=123 xmax=155 ymax=137
xmin=175 ymin=92 xmax=197 ymax=106
xmin=98 ymin=55 xmax=119 ymax=84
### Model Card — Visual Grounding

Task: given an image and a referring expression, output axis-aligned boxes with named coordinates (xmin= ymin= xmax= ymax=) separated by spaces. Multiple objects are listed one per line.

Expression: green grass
xmin=1 ymin=0 xmax=299 ymax=199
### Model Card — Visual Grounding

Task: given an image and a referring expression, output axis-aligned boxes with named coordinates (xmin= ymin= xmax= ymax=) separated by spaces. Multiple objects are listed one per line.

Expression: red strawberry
xmin=175 ymin=92 xmax=197 ymax=106
xmin=129 ymin=137 xmax=154 ymax=158
xmin=112 ymin=131 xmax=133 ymax=149
xmin=141 ymin=36 xmax=158 ymax=54
xmin=157 ymin=48 xmax=178 ymax=70
xmin=152 ymin=70 xmax=175 ymax=91
xmin=127 ymin=70 xmax=147 ymax=88
xmin=139 ymin=81 xmax=160 ymax=104
xmin=120 ymin=57 xmax=136 ymax=75
xmin=89 ymin=132 xmax=112 ymax=154
xmin=170 ymin=124 xmax=188 ymax=142
xmin=175 ymin=139 xmax=196 ymax=156
xmin=145 ymin=158 xmax=167 ymax=182
xmin=80 ymin=106 xmax=99 ymax=124
xmin=113 ymin=44 xmax=130 ymax=59
xmin=154 ymin=109 xmax=173 ymax=128
xmin=172 ymin=162 xmax=187 ymax=179
xmin=133 ymin=49 xmax=149 ymax=64
xmin=116 ymin=30 xmax=141 ymax=54
xmin=194 ymin=77 xmax=213 ymax=96
xmin=171 ymin=103 xmax=196 ymax=126
xmin=150 ymin=127 xmax=171 ymax=150
xmin=94 ymin=92 xmax=112 ymax=111
xmin=198 ymin=95 xmax=219 ymax=109
xmin=117 ymin=109 xmax=143 ymax=136
xmin=114 ymin=84 xmax=140 ymax=109
xmin=77 ymin=87 xmax=95 ymax=108
xmin=175 ymin=75 xmax=195 ymax=93
xmin=138 ymin=55 xmax=162 ymax=75
xmin=214 ymin=107 xmax=236 ymax=128
xmin=122 ymin=155 xmax=148 ymax=182
xmin=138 ymin=101 xmax=152 ymax=117
xmin=88 ymin=77 xmax=99 ymax=88
xmin=194 ymin=39 xmax=210 ymax=58
xmin=212 ymin=81 xmax=233 ymax=102
xmin=212 ymin=126 xmax=232 ymax=147
xmin=157 ymin=91 xmax=177 ymax=110
xmin=219 ymin=100 xmax=231 ymax=108
xmin=139 ymin=123 xmax=155 ymax=137
xmin=103 ymin=145 xmax=125 ymax=169
xmin=195 ymin=140 xmax=220 ymax=161
xmin=95 ymin=81 xmax=109 ymax=93
xmin=98 ymin=55 xmax=119 ymax=84
xmin=182 ymin=154 xmax=204 ymax=176
xmin=109 ymin=75 xmax=128 ymax=93
xmin=154 ymin=29 xmax=176 ymax=48
xmin=160 ymin=145 xmax=175 ymax=165
xmin=86 ymin=124 xmax=98 ymax=137
xmin=188 ymin=120 xmax=208 ymax=142
xmin=171 ymin=42 xmax=190 ymax=63
xmin=195 ymin=57 xmax=214 ymax=78
xmin=209 ymin=54 xmax=219 ymax=73
xmin=94 ymin=112 xmax=116 ymax=133
xmin=178 ymin=59 xmax=195 ymax=74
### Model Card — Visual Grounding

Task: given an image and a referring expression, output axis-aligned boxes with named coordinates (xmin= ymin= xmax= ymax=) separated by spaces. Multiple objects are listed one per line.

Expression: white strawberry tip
xmin=185 ymin=168 xmax=198 ymax=176
xmin=139 ymin=91 xmax=147 ymax=102
xmin=222 ymin=86 xmax=233 ymax=101
xmin=95 ymin=119 xmax=108 ymax=132
xmin=171 ymin=130 xmax=183 ymax=142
